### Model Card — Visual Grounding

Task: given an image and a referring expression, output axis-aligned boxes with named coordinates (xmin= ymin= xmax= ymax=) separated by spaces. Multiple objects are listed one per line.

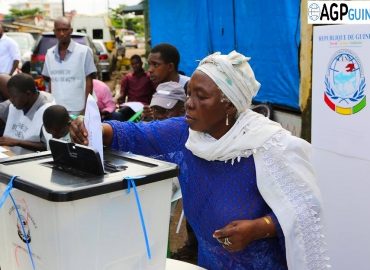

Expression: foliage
xmin=111 ymin=15 xmax=124 ymax=29
xmin=109 ymin=5 xmax=125 ymax=29
xmin=4 ymin=15 xmax=13 ymax=20
xmin=9 ymin=8 xmax=42 ymax=17
xmin=124 ymin=17 xmax=144 ymax=36
xmin=108 ymin=4 xmax=144 ymax=35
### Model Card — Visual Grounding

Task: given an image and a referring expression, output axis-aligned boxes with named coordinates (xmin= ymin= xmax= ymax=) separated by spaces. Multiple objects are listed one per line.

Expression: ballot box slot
xmin=41 ymin=161 xmax=98 ymax=178
xmin=106 ymin=152 xmax=158 ymax=168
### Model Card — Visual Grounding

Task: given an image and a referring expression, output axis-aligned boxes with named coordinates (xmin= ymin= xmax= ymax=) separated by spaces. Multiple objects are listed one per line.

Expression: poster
xmin=312 ymin=25 xmax=370 ymax=161
xmin=312 ymin=24 xmax=370 ymax=270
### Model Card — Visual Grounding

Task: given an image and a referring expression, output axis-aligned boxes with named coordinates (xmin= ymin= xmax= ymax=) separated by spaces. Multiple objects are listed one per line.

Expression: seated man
xmin=148 ymin=43 xmax=189 ymax=88
xmin=112 ymin=54 xmax=156 ymax=121
xmin=0 ymin=73 xmax=54 ymax=154
xmin=142 ymin=81 xmax=185 ymax=121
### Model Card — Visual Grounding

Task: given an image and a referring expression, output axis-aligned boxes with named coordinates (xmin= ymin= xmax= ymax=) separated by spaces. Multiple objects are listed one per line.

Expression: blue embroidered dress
xmin=108 ymin=117 xmax=287 ymax=270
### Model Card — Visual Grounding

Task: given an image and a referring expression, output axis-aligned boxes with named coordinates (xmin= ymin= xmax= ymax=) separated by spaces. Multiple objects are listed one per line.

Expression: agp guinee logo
xmin=324 ymin=49 xmax=366 ymax=115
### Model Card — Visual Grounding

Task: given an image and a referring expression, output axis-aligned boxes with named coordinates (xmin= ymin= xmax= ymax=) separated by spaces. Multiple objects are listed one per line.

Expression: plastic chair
xmin=250 ymin=103 xmax=273 ymax=119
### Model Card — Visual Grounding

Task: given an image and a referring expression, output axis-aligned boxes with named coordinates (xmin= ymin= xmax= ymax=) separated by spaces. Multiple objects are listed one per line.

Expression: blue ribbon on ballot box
xmin=125 ymin=176 xmax=152 ymax=259
xmin=0 ymin=176 xmax=36 ymax=270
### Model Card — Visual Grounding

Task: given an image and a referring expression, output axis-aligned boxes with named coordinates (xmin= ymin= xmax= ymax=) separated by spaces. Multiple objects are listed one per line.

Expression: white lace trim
xmin=259 ymin=132 xmax=330 ymax=269
xmin=225 ymin=130 xmax=285 ymax=164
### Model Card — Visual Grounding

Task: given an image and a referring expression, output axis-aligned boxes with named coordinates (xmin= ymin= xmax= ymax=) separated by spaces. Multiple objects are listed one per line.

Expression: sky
xmin=0 ymin=0 xmax=141 ymax=15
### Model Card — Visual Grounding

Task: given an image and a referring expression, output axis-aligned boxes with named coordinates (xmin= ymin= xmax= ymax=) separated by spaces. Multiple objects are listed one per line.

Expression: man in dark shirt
xmin=112 ymin=55 xmax=155 ymax=121
xmin=118 ymin=55 xmax=155 ymax=104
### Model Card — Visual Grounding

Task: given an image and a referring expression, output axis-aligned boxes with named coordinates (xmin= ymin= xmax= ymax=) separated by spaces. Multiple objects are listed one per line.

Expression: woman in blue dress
xmin=71 ymin=51 xmax=329 ymax=270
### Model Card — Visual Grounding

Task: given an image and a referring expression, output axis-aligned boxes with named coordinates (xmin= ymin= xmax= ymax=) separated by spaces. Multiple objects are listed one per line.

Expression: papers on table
xmin=119 ymin=102 xmax=144 ymax=112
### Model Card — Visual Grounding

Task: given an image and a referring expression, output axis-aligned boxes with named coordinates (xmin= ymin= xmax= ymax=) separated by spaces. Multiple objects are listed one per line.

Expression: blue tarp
xmin=149 ymin=0 xmax=301 ymax=109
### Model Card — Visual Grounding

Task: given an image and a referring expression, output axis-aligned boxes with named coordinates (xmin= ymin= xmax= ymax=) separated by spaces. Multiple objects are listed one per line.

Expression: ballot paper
xmin=84 ymin=95 xmax=104 ymax=168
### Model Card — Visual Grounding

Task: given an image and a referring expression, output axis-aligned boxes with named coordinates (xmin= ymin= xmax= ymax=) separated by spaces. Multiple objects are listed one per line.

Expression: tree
xmin=124 ymin=17 xmax=144 ymax=36
xmin=109 ymin=6 xmax=126 ymax=29
xmin=9 ymin=8 xmax=42 ymax=18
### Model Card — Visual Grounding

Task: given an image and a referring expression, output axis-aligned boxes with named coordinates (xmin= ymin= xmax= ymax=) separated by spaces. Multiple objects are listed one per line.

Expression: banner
xmin=308 ymin=1 xmax=370 ymax=24
xmin=312 ymin=24 xmax=370 ymax=270
xmin=312 ymin=24 xmax=370 ymax=161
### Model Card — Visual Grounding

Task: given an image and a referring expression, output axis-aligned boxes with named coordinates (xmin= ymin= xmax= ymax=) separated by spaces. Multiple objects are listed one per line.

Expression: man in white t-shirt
xmin=0 ymin=73 xmax=54 ymax=154
xmin=42 ymin=17 xmax=96 ymax=116
xmin=148 ymin=43 xmax=189 ymax=89
xmin=140 ymin=43 xmax=190 ymax=121
xmin=0 ymin=24 xmax=21 ymax=75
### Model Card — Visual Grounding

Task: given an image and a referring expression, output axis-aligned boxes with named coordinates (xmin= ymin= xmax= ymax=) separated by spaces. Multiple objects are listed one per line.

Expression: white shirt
xmin=0 ymin=34 xmax=21 ymax=74
xmin=42 ymin=40 xmax=96 ymax=112
xmin=4 ymin=91 xmax=54 ymax=154
xmin=178 ymin=74 xmax=190 ymax=88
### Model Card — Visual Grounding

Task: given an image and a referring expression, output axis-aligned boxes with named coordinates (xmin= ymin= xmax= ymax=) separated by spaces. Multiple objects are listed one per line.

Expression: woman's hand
xmin=70 ymin=118 xmax=89 ymax=145
xmin=213 ymin=217 xmax=276 ymax=252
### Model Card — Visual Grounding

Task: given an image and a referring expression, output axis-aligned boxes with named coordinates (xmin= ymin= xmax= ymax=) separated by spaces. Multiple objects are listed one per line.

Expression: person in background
xmin=43 ymin=105 xmax=71 ymax=143
xmin=0 ymin=74 xmax=10 ymax=101
xmin=70 ymin=51 xmax=328 ymax=269
xmin=92 ymin=79 xmax=116 ymax=120
xmin=148 ymin=43 xmax=189 ymax=87
xmin=0 ymin=73 xmax=54 ymax=154
xmin=112 ymin=55 xmax=155 ymax=121
xmin=42 ymin=17 xmax=96 ymax=116
xmin=141 ymin=43 xmax=190 ymax=124
xmin=141 ymin=81 xmax=185 ymax=121
xmin=0 ymin=74 xmax=11 ymax=136
xmin=0 ymin=24 xmax=21 ymax=76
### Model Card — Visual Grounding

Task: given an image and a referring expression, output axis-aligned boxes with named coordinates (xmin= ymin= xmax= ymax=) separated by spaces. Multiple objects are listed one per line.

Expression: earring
xmin=226 ymin=113 xmax=229 ymax=126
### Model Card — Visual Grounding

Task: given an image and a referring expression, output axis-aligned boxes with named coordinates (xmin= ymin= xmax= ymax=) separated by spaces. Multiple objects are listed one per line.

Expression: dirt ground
xmin=106 ymin=48 xmax=189 ymax=253
xmin=168 ymin=200 xmax=188 ymax=253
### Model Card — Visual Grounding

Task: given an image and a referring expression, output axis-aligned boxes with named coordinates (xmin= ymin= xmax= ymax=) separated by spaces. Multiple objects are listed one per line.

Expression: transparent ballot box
xmin=0 ymin=144 xmax=178 ymax=270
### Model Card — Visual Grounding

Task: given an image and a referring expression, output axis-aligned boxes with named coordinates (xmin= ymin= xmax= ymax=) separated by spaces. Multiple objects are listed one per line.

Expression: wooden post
xmin=300 ymin=0 xmax=313 ymax=142
xmin=144 ymin=0 xmax=150 ymax=57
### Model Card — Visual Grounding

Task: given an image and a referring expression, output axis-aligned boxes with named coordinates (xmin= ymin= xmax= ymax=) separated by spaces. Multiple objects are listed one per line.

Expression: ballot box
xmin=0 ymin=142 xmax=178 ymax=270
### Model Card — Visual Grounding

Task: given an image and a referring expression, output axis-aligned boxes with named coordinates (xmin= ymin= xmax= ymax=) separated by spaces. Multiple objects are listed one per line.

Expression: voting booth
xmin=0 ymin=142 xmax=178 ymax=270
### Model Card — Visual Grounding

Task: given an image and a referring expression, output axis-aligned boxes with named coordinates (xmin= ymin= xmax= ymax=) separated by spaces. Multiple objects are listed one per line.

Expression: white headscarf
xmin=196 ymin=51 xmax=260 ymax=114
xmin=185 ymin=51 xmax=284 ymax=162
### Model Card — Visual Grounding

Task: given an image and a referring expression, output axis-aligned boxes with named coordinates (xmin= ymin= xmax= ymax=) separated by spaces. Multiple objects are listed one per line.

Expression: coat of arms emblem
xmin=324 ymin=49 xmax=366 ymax=115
